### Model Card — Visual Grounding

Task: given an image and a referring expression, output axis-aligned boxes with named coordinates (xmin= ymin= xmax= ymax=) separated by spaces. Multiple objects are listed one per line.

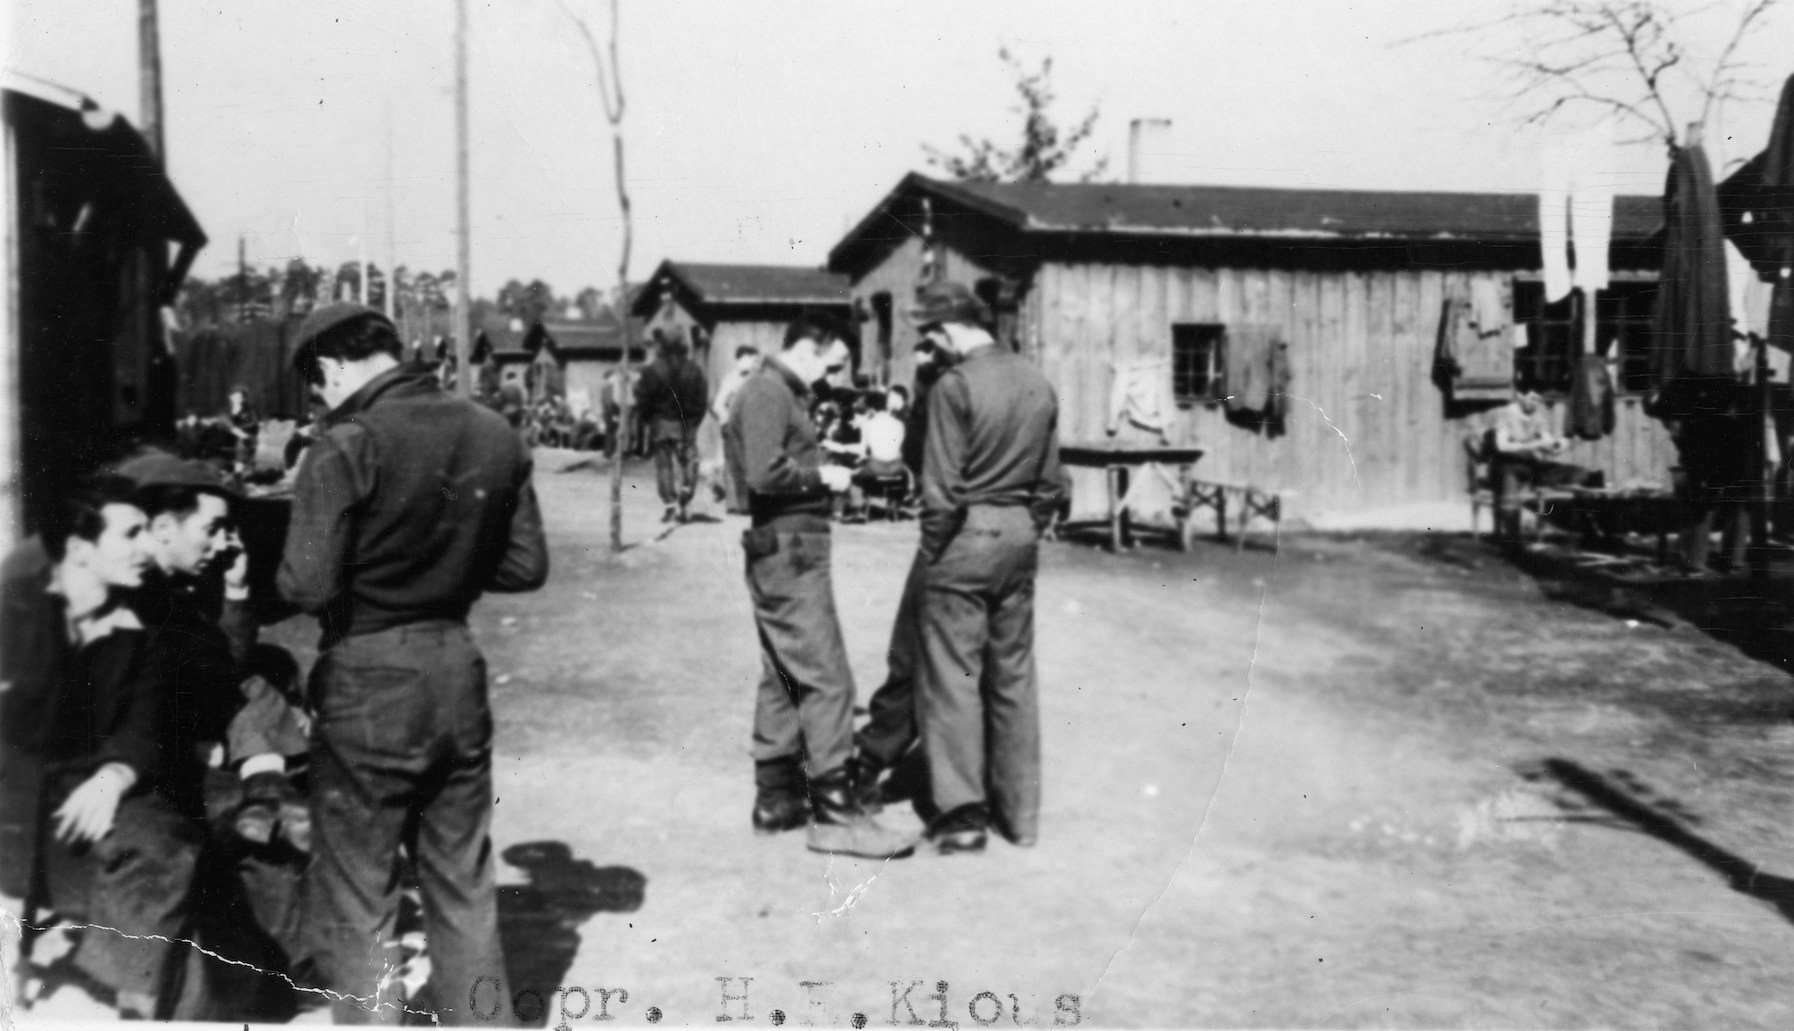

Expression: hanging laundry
xmin=1106 ymin=356 xmax=1174 ymax=441
xmin=1654 ymin=143 xmax=1734 ymax=386
xmin=1225 ymin=325 xmax=1278 ymax=413
xmin=1566 ymin=352 xmax=1615 ymax=440
xmin=1434 ymin=281 xmax=1514 ymax=402
xmin=1569 ymin=180 xmax=1614 ymax=293
xmin=1539 ymin=145 xmax=1574 ymax=303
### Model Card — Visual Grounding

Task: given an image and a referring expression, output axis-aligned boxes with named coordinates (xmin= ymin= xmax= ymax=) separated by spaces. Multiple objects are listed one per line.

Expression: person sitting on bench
xmin=1489 ymin=390 xmax=1592 ymax=539
xmin=0 ymin=475 xmax=205 ymax=1019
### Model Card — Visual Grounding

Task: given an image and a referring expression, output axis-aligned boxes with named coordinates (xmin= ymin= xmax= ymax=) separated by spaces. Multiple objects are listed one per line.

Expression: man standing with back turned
xmin=724 ymin=313 xmax=913 ymax=860
xmin=910 ymin=282 xmax=1063 ymax=854
xmin=279 ymin=303 xmax=549 ymax=1024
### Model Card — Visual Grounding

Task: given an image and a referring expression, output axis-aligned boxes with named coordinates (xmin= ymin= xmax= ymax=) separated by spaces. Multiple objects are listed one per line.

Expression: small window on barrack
xmin=1171 ymin=323 xmax=1226 ymax=403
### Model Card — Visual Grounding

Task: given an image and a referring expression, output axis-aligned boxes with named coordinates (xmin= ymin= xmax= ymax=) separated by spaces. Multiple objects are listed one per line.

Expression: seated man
xmin=115 ymin=451 xmax=310 ymax=849
xmin=1488 ymin=390 xmax=1592 ymax=539
xmin=851 ymin=391 xmax=910 ymax=517
xmin=0 ymin=475 xmax=205 ymax=1018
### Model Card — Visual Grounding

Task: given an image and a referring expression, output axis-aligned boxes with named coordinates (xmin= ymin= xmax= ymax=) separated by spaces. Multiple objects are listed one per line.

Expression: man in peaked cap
xmin=907 ymin=281 xmax=1063 ymax=854
xmin=113 ymin=450 xmax=310 ymax=846
xmin=278 ymin=302 xmax=548 ymax=1023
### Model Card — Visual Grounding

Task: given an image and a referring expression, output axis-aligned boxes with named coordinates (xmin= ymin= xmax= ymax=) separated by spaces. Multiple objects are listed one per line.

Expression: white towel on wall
xmin=1107 ymin=357 xmax=1174 ymax=441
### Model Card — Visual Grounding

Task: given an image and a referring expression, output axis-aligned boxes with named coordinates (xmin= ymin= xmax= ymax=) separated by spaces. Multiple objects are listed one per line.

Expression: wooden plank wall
xmin=710 ymin=320 xmax=789 ymax=396
xmin=1029 ymin=261 xmax=1676 ymax=525
xmin=846 ymin=236 xmax=1000 ymax=388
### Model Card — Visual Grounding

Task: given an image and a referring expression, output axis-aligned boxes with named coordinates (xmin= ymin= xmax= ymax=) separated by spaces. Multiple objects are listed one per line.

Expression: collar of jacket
xmin=764 ymin=356 xmax=814 ymax=399
xmin=323 ymin=364 xmax=438 ymax=428
xmin=955 ymin=342 xmax=1000 ymax=366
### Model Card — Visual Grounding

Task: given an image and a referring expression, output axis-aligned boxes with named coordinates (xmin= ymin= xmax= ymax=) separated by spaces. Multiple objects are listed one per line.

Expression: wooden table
xmin=1538 ymin=487 xmax=1685 ymax=561
xmin=1058 ymin=444 xmax=1205 ymax=552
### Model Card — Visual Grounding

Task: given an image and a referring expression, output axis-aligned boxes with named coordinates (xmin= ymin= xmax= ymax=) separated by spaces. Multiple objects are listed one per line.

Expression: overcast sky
xmin=7 ymin=0 xmax=1788 ymax=296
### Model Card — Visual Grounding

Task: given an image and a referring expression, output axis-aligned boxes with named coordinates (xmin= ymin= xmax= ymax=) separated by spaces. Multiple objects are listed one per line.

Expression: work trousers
xmin=303 ymin=622 xmax=510 ymax=1026
xmin=226 ymin=671 xmax=311 ymax=764
xmin=42 ymin=779 xmax=204 ymax=996
xmin=919 ymin=506 xmax=1042 ymax=842
xmin=855 ymin=549 xmax=925 ymax=768
xmin=744 ymin=529 xmax=856 ymax=778
xmin=652 ymin=419 xmax=699 ymax=507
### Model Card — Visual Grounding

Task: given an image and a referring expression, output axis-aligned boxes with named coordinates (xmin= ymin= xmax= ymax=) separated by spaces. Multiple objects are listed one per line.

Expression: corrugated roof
xmin=639 ymin=261 xmax=850 ymax=309
xmin=829 ymin=173 xmax=1663 ymax=271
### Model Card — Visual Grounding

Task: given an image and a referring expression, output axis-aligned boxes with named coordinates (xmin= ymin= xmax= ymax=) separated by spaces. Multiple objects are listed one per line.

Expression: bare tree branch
xmin=558 ymin=0 xmax=635 ymax=552
xmin=1699 ymin=0 xmax=1776 ymax=125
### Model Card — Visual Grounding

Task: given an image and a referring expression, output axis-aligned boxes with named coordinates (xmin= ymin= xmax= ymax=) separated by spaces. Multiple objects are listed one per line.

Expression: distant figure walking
xmin=635 ymin=331 xmax=710 ymax=523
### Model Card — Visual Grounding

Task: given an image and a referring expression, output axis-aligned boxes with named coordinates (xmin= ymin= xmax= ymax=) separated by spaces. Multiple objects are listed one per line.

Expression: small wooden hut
xmin=630 ymin=261 xmax=853 ymax=394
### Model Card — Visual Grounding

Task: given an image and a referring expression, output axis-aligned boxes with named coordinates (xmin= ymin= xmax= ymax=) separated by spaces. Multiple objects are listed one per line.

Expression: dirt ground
xmin=13 ymin=452 xmax=1794 ymax=1028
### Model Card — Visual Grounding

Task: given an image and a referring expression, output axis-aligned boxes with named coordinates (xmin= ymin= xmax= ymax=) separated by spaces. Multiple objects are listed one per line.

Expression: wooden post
xmin=138 ymin=0 xmax=164 ymax=159
xmin=453 ymin=0 xmax=472 ymax=398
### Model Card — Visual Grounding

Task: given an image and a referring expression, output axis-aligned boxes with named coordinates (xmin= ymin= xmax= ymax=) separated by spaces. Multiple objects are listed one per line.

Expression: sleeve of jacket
xmin=920 ymin=371 xmax=971 ymax=562
xmin=277 ymin=425 xmax=373 ymax=613
xmin=733 ymin=377 xmax=825 ymax=501
xmin=488 ymin=440 xmax=550 ymax=593
xmin=1030 ymin=389 xmax=1067 ymax=531
xmin=93 ymin=632 xmax=167 ymax=785
xmin=216 ymin=597 xmax=258 ymax=668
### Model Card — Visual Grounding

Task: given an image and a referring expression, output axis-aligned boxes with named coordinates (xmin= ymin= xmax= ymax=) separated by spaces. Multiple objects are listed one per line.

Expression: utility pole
xmin=358 ymin=197 xmax=369 ymax=307
xmin=384 ymin=97 xmax=397 ymax=323
xmin=138 ymin=0 xmax=164 ymax=158
xmin=453 ymin=0 xmax=472 ymax=397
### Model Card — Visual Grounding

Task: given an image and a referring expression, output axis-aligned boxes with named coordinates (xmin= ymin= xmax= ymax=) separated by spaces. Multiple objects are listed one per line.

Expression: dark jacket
xmin=635 ymin=355 xmax=709 ymax=430
xmin=277 ymin=365 xmax=550 ymax=645
xmin=0 ymin=541 xmax=172 ymax=786
xmin=129 ymin=569 xmax=255 ymax=748
xmin=921 ymin=345 xmax=1065 ymax=561
xmin=723 ymin=359 xmax=832 ymax=524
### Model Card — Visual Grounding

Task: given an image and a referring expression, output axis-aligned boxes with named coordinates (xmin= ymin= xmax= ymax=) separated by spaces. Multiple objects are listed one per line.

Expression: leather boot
xmin=753 ymin=756 xmax=810 ymax=834
xmin=806 ymin=768 xmax=916 ymax=859
xmin=845 ymin=752 xmax=887 ymax=812
xmin=928 ymin=803 xmax=988 ymax=854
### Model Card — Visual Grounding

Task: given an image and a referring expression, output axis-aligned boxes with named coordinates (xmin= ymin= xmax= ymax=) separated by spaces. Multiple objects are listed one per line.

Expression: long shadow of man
xmin=495 ymin=841 xmax=646 ymax=1024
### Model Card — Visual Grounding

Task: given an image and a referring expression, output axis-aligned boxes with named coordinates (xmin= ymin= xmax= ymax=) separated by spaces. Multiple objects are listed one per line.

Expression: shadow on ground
xmin=1533 ymin=758 xmax=1794 ymax=925
xmin=1411 ymin=532 xmax=1794 ymax=673
xmin=495 ymin=841 xmax=645 ymax=1025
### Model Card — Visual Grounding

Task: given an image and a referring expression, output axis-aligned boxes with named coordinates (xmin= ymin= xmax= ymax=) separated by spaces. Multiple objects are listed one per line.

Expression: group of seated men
xmin=815 ymin=386 xmax=913 ymax=520
xmin=0 ymin=451 xmax=310 ymax=1019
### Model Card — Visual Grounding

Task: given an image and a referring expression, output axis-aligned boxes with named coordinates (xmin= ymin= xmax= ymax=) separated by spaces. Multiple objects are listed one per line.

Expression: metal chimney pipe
xmin=1128 ymin=117 xmax=1172 ymax=184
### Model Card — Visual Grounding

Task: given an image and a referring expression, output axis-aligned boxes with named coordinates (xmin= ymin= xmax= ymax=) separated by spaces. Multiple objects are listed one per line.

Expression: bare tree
xmin=1429 ymin=0 xmax=1782 ymax=148
xmin=559 ymin=0 xmax=634 ymax=552
xmin=926 ymin=48 xmax=1108 ymax=183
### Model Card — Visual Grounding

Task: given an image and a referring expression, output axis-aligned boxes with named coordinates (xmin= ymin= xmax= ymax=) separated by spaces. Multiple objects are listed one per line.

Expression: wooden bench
xmin=1181 ymin=481 xmax=1285 ymax=552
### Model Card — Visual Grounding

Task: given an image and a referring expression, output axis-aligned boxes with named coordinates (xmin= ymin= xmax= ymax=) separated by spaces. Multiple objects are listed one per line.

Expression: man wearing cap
xmin=115 ymin=451 xmax=310 ymax=848
xmin=278 ymin=303 xmax=548 ymax=1023
xmin=723 ymin=312 xmax=913 ymax=859
xmin=849 ymin=338 xmax=956 ymax=807
xmin=908 ymin=281 xmax=1063 ymax=854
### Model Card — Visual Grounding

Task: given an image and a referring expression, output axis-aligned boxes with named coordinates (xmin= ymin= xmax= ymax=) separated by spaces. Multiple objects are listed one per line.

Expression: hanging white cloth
xmin=1107 ymin=357 xmax=1174 ymax=441
xmin=1568 ymin=179 xmax=1614 ymax=292
xmin=1539 ymin=144 xmax=1574 ymax=303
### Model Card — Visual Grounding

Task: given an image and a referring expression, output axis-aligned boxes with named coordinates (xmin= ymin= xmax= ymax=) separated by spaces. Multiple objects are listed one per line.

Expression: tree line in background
xmin=175 ymin=260 xmax=617 ymax=334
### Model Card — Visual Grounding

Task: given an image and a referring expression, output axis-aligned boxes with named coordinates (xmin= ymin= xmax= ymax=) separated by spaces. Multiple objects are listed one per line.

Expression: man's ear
xmin=63 ymin=536 xmax=96 ymax=566
xmin=146 ymin=512 xmax=176 ymax=540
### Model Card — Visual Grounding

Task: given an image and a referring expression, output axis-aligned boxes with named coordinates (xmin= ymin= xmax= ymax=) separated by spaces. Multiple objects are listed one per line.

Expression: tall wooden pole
xmin=139 ymin=0 xmax=164 ymax=158
xmin=453 ymin=0 xmax=472 ymax=397
xmin=384 ymin=98 xmax=397 ymax=323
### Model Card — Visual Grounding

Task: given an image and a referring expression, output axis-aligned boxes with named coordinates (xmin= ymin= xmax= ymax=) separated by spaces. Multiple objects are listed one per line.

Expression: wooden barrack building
xmin=827 ymin=174 xmax=1670 ymax=524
